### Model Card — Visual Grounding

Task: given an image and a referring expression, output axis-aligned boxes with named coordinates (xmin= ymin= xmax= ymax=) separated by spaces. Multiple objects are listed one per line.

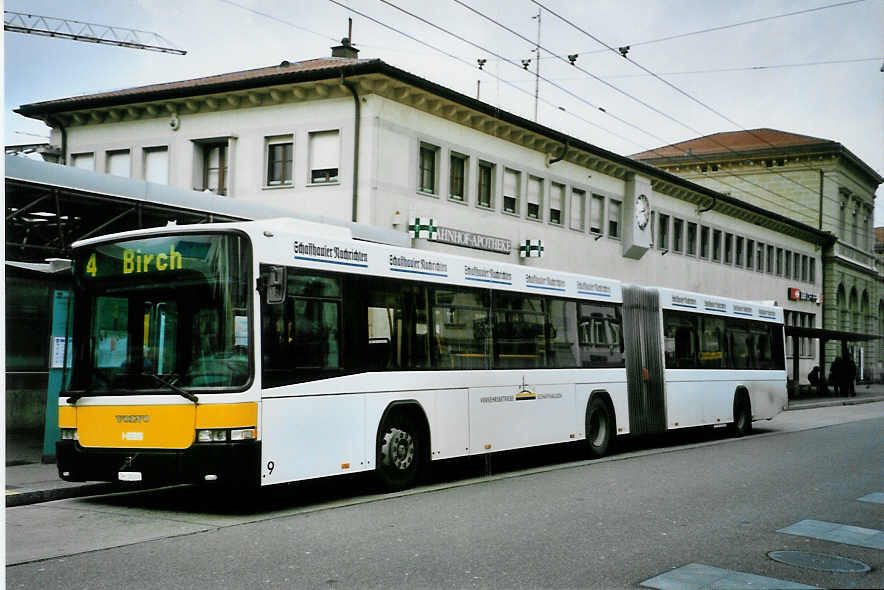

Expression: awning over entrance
xmin=784 ymin=326 xmax=880 ymax=343
xmin=784 ymin=325 xmax=880 ymax=395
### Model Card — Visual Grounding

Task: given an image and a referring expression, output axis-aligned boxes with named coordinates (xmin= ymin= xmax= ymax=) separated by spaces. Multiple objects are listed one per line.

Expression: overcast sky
xmin=5 ymin=0 xmax=883 ymax=224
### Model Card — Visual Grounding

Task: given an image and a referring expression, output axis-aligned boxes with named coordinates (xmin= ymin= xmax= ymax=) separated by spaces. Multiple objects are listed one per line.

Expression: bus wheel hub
xmin=383 ymin=428 xmax=414 ymax=471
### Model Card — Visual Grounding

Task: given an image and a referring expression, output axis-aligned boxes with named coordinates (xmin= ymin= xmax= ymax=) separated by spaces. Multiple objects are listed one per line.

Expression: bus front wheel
xmin=376 ymin=413 xmax=421 ymax=490
xmin=585 ymin=397 xmax=613 ymax=459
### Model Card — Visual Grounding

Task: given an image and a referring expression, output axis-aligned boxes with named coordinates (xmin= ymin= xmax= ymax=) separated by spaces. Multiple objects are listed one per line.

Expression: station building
xmin=12 ymin=41 xmax=867 ymax=453
xmin=632 ymin=130 xmax=883 ymax=381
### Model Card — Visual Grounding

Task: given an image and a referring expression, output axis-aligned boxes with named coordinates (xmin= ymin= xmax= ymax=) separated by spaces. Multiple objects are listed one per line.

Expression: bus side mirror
xmin=260 ymin=266 xmax=287 ymax=304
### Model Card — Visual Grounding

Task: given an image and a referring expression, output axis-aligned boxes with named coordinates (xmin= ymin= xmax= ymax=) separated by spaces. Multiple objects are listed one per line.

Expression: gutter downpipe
xmin=341 ymin=74 xmax=360 ymax=223
xmin=819 ymin=169 xmax=826 ymax=373
xmin=48 ymin=115 xmax=67 ymax=165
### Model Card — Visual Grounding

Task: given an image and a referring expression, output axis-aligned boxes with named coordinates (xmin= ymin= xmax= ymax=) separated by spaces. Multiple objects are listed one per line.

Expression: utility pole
xmin=4 ymin=11 xmax=186 ymax=54
xmin=533 ymin=8 xmax=541 ymax=121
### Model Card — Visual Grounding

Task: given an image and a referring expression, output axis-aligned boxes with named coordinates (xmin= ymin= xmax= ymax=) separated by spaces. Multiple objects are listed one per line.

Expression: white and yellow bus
xmin=58 ymin=218 xmax=786 ymax=490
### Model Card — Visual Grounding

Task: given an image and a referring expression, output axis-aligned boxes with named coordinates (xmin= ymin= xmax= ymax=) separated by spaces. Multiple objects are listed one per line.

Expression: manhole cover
xmin=768 ymin=551 xmax=871 ymax=573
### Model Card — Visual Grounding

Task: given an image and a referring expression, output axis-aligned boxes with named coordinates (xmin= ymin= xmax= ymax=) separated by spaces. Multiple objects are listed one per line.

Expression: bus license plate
xmin=118 ymin=471 xmax=142 ymax=482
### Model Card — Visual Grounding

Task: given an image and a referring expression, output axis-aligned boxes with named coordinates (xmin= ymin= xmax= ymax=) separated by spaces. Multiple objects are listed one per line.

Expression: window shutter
xmin=310 ymin=131 xmax=340 ymax=171
xmin=72 ymin=153 xmax=94 ymax=171
xmin=144 ymin=148 xmax=169 ymax=184
xmin=503 ymin=169 xmax=518 ymax=196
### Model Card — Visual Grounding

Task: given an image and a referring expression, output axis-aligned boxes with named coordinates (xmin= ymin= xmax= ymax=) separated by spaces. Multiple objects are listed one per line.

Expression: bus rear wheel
xmin=585 ymin=397 xmax=613 ymax=459
xmin=730 ymin=393 xmax=752 ymax=437
xmin=376 ymin=413 xmax=421 ymax=490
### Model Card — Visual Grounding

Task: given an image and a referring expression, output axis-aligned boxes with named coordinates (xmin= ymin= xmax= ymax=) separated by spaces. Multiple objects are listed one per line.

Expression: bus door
xmin=621 ymin=285 xmax=666 ymax=434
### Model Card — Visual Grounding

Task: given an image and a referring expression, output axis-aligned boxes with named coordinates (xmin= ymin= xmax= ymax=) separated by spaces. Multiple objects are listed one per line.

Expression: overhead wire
xmin=325 ymin=0 xmax=639 ymax=147
xmin=448 ymin=0 xmax=823 ymax=223
xmin=337 ymin=0 xmax=824 ymax=224
xmin=503 ymin=57 xmax=883 ymax=82
xmin=576 ymin=0 xmax=869 ymax=56
xmin=531 ymin=0 xmax=861 ymax=226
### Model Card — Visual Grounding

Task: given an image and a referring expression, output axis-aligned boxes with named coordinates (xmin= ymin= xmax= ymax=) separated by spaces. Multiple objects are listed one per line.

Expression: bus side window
xmin=663 ymin=311 xmax=697 ymax=369
xmin=578 ymin=302 xmax=624 ymax=368
xmin=431 ymin=287 xmax=491 ymax=370
xmin=727 ymin=322 xmax=751 ymax=369
xmin=698 ymin=316 xmax=725 ymax=369
xmin=260 ymin=268 xmax=342 ymax=388
xmin=547 ymin=299 xmax=579 ymax=368
xmin=492 ymin=292 xmax=546 ymax=369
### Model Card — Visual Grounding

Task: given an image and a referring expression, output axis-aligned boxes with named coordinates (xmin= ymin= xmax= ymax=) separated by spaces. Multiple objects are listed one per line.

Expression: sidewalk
xmin=6 ymin=385 xmax=884 ymax=507
xmin=785 ymin=381 xmax=884 ymax=410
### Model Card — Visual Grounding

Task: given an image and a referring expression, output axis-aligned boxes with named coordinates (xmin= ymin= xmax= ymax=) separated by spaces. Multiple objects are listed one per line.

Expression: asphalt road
xmin=6 ymin=403 xmax=884 ymax=589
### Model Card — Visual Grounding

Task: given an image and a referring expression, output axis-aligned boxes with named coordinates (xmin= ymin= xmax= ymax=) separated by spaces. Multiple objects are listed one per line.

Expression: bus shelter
xmin=784 ymin=325 xmax=880 ymax=397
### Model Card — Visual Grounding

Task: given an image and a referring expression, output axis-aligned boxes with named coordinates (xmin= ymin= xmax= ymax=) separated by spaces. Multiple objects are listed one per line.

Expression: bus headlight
xmin=230 ymin=428 xmax=256 ymax=441
xmin=60 ymin=428 xmax=78 ymax=441
xmin=197 ymin=429 xmax=228 ymax=443
xmin=196 ymin=428 xmax=257 ymax=443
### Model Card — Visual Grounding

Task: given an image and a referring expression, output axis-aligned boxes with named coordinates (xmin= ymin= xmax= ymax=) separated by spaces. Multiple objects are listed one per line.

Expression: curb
xmin=6 ymin=483 xmax=119 ymax=507
xmin=785 ymin=395 xmax=884 ymax=411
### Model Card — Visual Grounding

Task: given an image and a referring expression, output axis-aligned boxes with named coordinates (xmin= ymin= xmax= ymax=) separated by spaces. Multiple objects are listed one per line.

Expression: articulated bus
xmin=58 ymin=218 xmax=786 ymax=490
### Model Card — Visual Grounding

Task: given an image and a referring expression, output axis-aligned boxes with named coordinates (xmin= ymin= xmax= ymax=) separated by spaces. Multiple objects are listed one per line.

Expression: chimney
xmin=331 ymin=37 xmax=359 ymax=59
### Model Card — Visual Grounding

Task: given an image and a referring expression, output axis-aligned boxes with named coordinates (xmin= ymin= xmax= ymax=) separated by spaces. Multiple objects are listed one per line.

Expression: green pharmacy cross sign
xmin=408 ymin=217 xmax=438 ymax=240
xmin=519 ymin=239 xmax=544 ymax=258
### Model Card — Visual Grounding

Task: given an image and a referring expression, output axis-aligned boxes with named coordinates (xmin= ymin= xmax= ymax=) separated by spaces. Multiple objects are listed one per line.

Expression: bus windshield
xmin=69 ymin=232 xmax=252 ymax=394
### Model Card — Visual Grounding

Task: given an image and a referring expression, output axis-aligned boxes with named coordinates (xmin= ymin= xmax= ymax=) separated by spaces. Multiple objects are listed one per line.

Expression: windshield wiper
xmin=144 ymin=373 xmax=199 ymax=404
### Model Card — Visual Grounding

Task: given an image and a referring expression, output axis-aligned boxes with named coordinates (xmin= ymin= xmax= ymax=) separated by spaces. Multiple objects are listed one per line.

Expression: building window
xmin=549 ymin=182 xmax=564 ymax=225
xmin=309 ymin=130 xmax=340 ymax=184
xmin=200 ymin=142 xmax=228 ymax=195
xmin=756 ymin=242 xmax=764 ymax=272
xmin=784 ymin=311 xmax=793 ymax=357
xmin=784 ymin=250 xmax=792 ymax=278
xmin=71 ymin=152 xmax=94 ymax=171
xmin=746 ymin=239 xmax=754 ymax=269
xmin=775 ymin=248 xmax=783 ymax=276
xmin=608 ymin=199 xmax=621 ymax=238
xmin=686 ymin=222 xmax=697 ymax=256
xmin=106 ymin=149 xmax=131 ymax=177
xmin=699 ymin=226 xmax=710 ymax=258
xmin=735 ymin=236 xmax=743 ymax=266
xmin=793 ymin=252 xmax=801 ymax=280
xmin=766 ymin=245 xmax=774 ymax=273
xmin=809 ymin=257 xmax=815 ymax=283
xmin=863 ymin=211 xmax=870 ymax=251
xmin=672 ymin=218 xmax=684 ymax=253
xmin=711 ymin=229 xmax=721 ymax=262
xmin=527 ymin=176 xmax=543 ymax=220
xmin=801 ymin=255 xmax=808 ymax=281
xmin=143 ymin=146 xmax=169 ymax=184
xmin=477 ymin=161 xmax=494 ymax=208
xmin=503 ymin=168 xmax=521 ymax=214
xmin=572 ymin=189 xmax=587 ymax=231
xmin=851 ymin=203 xmax=859 ymax=246
xmin=266 ymin=136 xmax=293 ymax=186
xmin=724 ymin=233 xmax=733 ymax=264
xmin=419 ymin=143 xmax=438 ymax=194
xmin=658 ymin=214 xmax=670 ymax=250
xmin=589 ymin=194 xmax=603 ymax=234
xmin=449 ymin=152 xmax=467 ymax=201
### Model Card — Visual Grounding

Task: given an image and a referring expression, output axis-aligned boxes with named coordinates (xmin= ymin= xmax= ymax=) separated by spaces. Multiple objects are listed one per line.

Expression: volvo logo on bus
xmin=116 ymin=415 xmax=150 ymax=424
